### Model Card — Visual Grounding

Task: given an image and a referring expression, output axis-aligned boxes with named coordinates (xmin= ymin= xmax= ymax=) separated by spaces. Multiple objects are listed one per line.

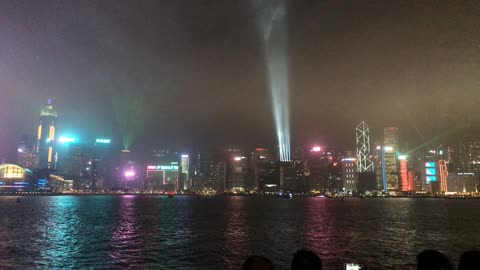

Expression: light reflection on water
xmin=224 ymin=196 xmax=248 ymax=268
xmin=110 ymin=195 xmax=141 ymax=268
xmin=1 ymin=196 xmax=480 ymax=269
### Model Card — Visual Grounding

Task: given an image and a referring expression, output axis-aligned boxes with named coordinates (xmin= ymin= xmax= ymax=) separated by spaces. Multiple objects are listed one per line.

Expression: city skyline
xmin=2 ymin=97 xmax=480 ymax=165
xmin=1 ymin=1 xmax=480 ymax=160
xmin=2 ymin=2 xmax=480 ymax=269
xmin=1 ymin=98 xmax=476 ymax=195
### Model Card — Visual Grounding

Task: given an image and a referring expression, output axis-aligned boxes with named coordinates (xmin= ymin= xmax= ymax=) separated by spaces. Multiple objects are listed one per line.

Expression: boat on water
xmin=316 ymin=195 xmax=326 ymax=198
xmin=167 ymin=192 xmax=175 ymax=198
xmin=279 ymin=191 xmax=293 ymax=199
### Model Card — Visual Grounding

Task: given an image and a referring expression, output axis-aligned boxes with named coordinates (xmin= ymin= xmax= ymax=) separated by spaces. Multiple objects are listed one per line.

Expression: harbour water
xmin=1 ymin=196 xmax=479 ymax=269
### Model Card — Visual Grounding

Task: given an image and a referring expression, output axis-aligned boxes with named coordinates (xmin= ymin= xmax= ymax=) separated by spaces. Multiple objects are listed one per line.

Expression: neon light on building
xmin=49 ymin=125 xmax=55 ymax=141
xmin=356 ymin=121 xmax=374 ymax=172
xmin=408 ymin=171 xmax=415 ymax=191
xmin=124 ymin=171 xmax=135 ymax=178
xmin=37 ymin=125 xmax=42 ymax=140
xmin=439 ymin=160 xmax=448 ymax=192
xmin=400 ymin=159 xmax=408 ymax=191
xmin=58 ymin=136 xmax=76 ymax=143
xmin=48 ymin=147 xmax=53 ymax=163
xmin=96 ymin=138 xmax=111 ymax=144
xmin=146 ymin=163 xmax=180 ymax=191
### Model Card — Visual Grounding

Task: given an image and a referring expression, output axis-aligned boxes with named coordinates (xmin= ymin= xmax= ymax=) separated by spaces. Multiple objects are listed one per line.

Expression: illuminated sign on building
xmin=384 ymin=146 xmax=394 ymax=152
xmin=425 ymin=168 xmax=436 ymax=176
xmin=147 ymin=165 xmax=179 ymax=171
xmin=96 ymin=138 xmax=111 ymax=144
xmin=425 ymin=162 xmax=436 ymax=184
xmin=124 ymin=171 xmax=135 ymax=178
xmin=38 ymin=179 xmax=47 ymax=188
xmin=58 ymin=136 xmax=76 ymax=143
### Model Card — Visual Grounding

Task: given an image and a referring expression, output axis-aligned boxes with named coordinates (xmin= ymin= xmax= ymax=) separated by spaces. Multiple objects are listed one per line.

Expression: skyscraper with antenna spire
xmin=36 ymin=99 xmax=58 ymax=169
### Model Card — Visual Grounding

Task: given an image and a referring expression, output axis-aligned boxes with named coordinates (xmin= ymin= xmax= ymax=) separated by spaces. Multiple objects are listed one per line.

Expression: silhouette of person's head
xmin=243 ymin=255 xmax=274 ymax=270
xmin=416 ymin=250 xmax=452 ymax=270
xmin=291 ymin=249 xmax=322 ymax=270
xmin=458 ymin=250 xmax=480 ymax=270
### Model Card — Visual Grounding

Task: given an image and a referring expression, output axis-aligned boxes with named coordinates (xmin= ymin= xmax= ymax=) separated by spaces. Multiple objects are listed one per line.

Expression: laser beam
xmin=255 ymin=0 xmax=291 ymax=161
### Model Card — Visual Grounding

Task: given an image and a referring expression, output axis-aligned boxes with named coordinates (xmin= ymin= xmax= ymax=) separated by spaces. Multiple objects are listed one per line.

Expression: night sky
xmin=1 ymin=0 xmax=480 ymax=160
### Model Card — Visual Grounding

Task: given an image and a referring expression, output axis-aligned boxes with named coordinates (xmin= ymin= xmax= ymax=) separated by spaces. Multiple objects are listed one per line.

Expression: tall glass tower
xmin=36 ymin=99 xmax=58 ymax=169
xmin=383 ymin=127 xmax=399 ymax=192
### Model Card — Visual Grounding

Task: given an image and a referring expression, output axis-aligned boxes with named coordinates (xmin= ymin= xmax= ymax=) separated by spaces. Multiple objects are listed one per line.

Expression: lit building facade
xmin=17 ymin=134 xmax=39 ymax=169
xmin=214 ymin=161 xmax=227 ymax=191
xmin=356 ymin=121 xmax=374 ymax=173
xmin=251 ymin=148 xmax=272 ymax=191
xmin=0 ymin=164 xmax=32 ymax=192
xmin=439 ymin=159 xmax=448 ymax=193
xmin=306 ymin=146 xmax=331 ymax=192
xmin=447 ymin=172 xmax=478 ymax=193
xmin=398 ymin=155 xmax=410 ymax=191
xmin=36 ymin=99 xmax=58 ymax=169
xmin=56 ymin=142 xmax=93 ymax=189
xmin=423 ymin=153 xmax=440 ymax=194
xmin=181 ymin=154 xmax=190 ymax=190
xmin=383 ymin=127 xmax=399 ymax=192
xmin=227 ymin=155 xmax=247 ymax=192
xmin=341 ymin=154 xmax=358 ymax=193
xmin=145 ymin=163 xmax=179 ymax=192
xmin=192 ymin=150 xmax=219 ymax=191
xmin=372 ymin=143 xmax=384 ymax=191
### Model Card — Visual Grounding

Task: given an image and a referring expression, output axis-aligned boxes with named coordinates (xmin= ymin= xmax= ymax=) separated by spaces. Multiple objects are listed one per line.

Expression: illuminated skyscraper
xmin=439 ymin=159 xmax=448 ymax=192
xmin=383 ymin=127 xmax=399 ymax=192
xmin=36 ymin=99 xmax=58 ymax=169
xmin=306 ymin=146 xmax=333 ymax=192
xmin=181 ymin=154 xmax=190 ymax=190
xmin=225 ymin=148 xmax=247 ymax=192
xmin=250 ymin=148 xmax=272 ymax=191
xmin=341 ymin=152 xmax=358 ymax=193
xmin=398 ymin=155 xmax=411 ymax=191
xmin=356 ymin=121 xmax=374 ymax=173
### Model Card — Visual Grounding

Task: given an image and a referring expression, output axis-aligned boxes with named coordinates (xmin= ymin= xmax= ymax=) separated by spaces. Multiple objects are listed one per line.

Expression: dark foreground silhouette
xmin=291 ymin=249 xmax=323 ymax=270
xmin=243 ymin=248 xmax=479 ymax=270
xmin=458 ymin=250 xmax=480 ymax=270
xmin=242 ymin=255 xmax=274 ymax=270
xmin=417 ymin=249 xmax=453 ymax=270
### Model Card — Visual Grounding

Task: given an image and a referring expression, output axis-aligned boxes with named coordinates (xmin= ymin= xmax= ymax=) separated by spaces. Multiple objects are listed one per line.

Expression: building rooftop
xmin=40 ymin=105 xmax=58 ymax=118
